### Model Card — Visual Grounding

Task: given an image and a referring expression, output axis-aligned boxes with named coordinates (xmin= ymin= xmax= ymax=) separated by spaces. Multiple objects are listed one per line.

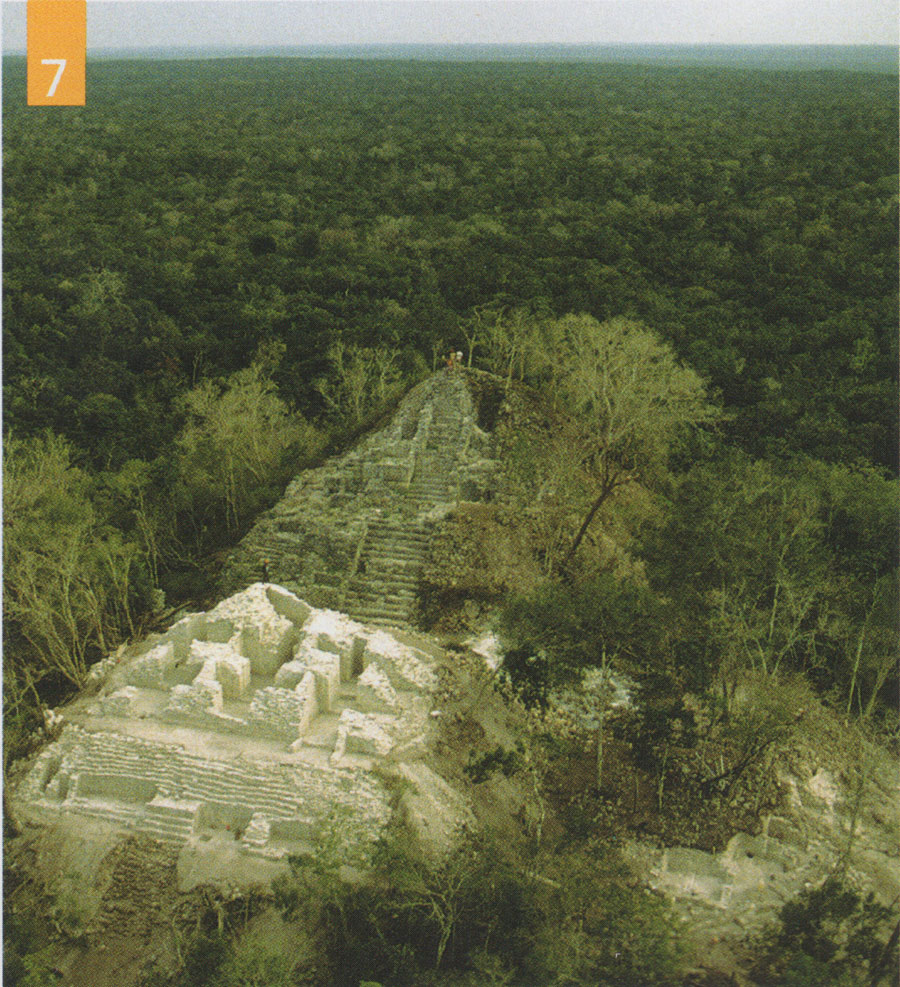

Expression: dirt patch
xmin=427 ymin=649 xmax=562 ymax=854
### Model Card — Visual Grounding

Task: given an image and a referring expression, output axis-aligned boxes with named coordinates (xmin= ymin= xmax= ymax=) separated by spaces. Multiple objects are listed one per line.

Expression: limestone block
xmin=274 ymin=660 xmax=308 ymax=689
xmin=241 ymin=812 xmax=271 ymax=848
xmin=204 ymin=709 xmax=249 ymax=732
xmin=298 ymin=646 xmax=341 ymax=712
xmin=356 ymin=662 xmax=400 ymax=713
xmin=295 ymin=671 xmax=317 ymax=737
xmin=127 ymin=642 xmax=175 ymax=689
xmin=364 ymin=631 xmax=436 ymax=692
xmin=725 ymin=832 xmax=794 ymax=873
xmin=332 ymin=710 xmax=396 ymax=760
xmin=657 ymin=847 xmax=730 ymax=904
xmin=265 ymin=585 xmax=312 ymax=628
xmin=200 ymin=617 xmax=236 ymax=644
xmin=207 ymin=584 xmax=300 ymax=676
xmin=166 ymin=614 xmax=205 ymax=662
xmin=193 ymin=677 xmax=224 ymax=712
xmin=186 ymin=640 xmax=221 ymax=679
xmin=247 ymin=677 xmax=317 ymax=740
xmin=75 ymin=772 xmax=158 ymax=803
xmin=302 ymin=610 xmax=367 ymax=679
xmin=46 ymin=770 xmax=70 ymax=801
xmin=98 ymin=686 xmax=139 ymax=716
xmin=166 ymin=680 xmax=223 ymax=721
xmin=269 ymin=816 xmax=317 ymax=844
xmin=194 ymin=657 xmax=221 ymax=693
xmin=216 ymin=651 xmax=252 ymax=699
xmin=395 ymin=762 xmax=476 ymax=855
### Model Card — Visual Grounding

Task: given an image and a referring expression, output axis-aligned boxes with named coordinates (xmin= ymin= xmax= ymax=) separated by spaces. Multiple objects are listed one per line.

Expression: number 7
xmin=41 ymin=59 xmax=67 ymax=98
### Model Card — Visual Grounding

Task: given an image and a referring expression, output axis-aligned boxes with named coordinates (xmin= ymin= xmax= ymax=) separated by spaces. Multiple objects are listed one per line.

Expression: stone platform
xmin=13 ymin=584 xmax=468 ymax=865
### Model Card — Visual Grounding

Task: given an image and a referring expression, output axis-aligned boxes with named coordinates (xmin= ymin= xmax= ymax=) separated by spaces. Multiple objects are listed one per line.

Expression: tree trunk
xmin=4 ymin=782 xmax=22 ymax=838
xmin=561 ymin=483 xmax=613 ymax=572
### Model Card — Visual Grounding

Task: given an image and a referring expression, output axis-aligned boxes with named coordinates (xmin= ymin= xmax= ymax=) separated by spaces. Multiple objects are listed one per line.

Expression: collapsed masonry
xmin=14 ymin=583 xmax=471 ymax=865
xmin=222 ymin=368 xmax=500 ymax=626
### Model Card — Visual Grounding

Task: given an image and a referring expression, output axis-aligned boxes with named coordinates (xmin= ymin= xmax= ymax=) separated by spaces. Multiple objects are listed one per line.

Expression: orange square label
xmin=27 ymin=0 xmax=86 ymax=106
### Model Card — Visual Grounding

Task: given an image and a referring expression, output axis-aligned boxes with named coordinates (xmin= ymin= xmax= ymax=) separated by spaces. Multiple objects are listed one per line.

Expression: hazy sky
xmin=2 ymin=0 xmax=898 ymax=51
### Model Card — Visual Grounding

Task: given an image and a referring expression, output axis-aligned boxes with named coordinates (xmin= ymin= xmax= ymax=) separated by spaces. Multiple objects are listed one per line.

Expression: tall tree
xmin=542 ymin=314 xmax=716 ymax=568
xmin=176 ymin=346 xmax=320 ymax=535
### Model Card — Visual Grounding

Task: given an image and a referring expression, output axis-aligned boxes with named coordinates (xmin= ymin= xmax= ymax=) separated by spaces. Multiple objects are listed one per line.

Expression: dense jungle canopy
xmin=3 ymin=56 xmax=897 ymax=470
xmin=2 ymin=54 xmax=897 ymax=708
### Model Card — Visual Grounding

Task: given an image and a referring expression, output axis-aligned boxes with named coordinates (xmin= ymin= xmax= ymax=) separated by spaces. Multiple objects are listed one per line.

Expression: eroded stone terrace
xmin=14 ymin=584 xmax=462 ymax=863
xmin=221 ymin=368 xmax=500 ymax=626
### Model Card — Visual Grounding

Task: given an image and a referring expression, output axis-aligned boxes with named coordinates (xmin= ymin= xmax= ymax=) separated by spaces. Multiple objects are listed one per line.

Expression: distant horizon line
xmin=3 ymin=41 xmax=897 ymax=73
xmin=4 ymin=41 xmax=897 ymax=51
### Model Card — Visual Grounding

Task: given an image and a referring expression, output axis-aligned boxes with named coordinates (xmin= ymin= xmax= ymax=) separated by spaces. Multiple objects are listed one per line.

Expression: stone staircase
xmin=222 ymin=368 xmax=499 ymax=629
xmin=342 ymin=521 xmax=430 ymax=626
xmin=27 ymin=725 xmax=390 ymax=850
xmin=339 ymin=375 xmax=472 ymax=626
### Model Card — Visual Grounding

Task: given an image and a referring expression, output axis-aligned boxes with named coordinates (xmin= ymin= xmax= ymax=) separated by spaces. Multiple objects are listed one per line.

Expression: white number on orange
xmin=41 ymin=58 xmax=67 ymax=98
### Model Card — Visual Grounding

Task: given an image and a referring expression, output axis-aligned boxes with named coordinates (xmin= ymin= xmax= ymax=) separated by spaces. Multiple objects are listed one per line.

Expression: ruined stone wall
xmin=13 ymin=583 xmax=470 ymax=866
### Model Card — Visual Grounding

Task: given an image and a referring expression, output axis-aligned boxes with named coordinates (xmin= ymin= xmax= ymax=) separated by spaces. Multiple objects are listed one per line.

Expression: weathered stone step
xmin=350 ymin=578 xmax=418 ymax=594
xmin=366 ymin=526 xmax=428 ymax=539
xmin=345 ymin=593 xmax=410 ymax=609
xmin=357 ymin=571 xmax=419 ymax=586
xmin=364 ymin=555 xmax=426 ymax=569
xmin=365 ymin=540 xmax=429 ymax=555
xmin=141 ymin=817 xmax=193 ymax=841
xmin=345 ymin=591 xmax=415 ymax=609
xmin=345 ymin=609 xmax=409 ymax=624
xmin=361 ymin=562 xmax=424 ymax=577
xmin=69 ymin=735 xmax=315 ymax=806
xmin=367 ymin=526 xmax=428 ymax=541
xmin=365 ymin=537 xmax=428 ymax=551
xmin=365 ymin=541 xmax=429 ymax=555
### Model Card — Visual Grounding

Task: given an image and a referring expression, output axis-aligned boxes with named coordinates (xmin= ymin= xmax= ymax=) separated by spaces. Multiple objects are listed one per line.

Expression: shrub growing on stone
xmin=749 ymin=876 xmax=899 ymax=986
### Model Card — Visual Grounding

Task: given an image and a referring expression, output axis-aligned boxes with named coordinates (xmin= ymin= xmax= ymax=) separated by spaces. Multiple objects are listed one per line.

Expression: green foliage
xmin=3 ymin=905 xmax=61 ymax=987
xmin=639 ymin=451 xmax=899 ymax=717
xmin=750 ymin=877 xmax=899 ymax=986
xmin=498 ymin=574 xmax=663 ymax=700
xmin=529 ymin=844 xmax=684 ymax=986
xmin=314 ymin=340 xmax=405 ymax=430
xmin=2 ymin=57 xmax=895 ymax=473
xmin=2 ymin=54 xmax=895 ymax=735
xmin=271 ymin=824 xmax=683 ymax=987
xmin=211 ymin=926 xmax=316 ymax=987
xmin=3 ymin=432 xmax=152 ymax=689
xmin=174 ymin=345 xmax=322 ymax=536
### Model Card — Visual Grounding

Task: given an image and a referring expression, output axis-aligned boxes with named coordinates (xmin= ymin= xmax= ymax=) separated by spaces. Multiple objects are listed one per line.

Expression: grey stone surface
xmin=98 ymin=687 xmax=139 ymax=716
xmin=127 ymin=642 xmax=176 ymax=689
xmin=356 ymin=662 xmax=400 ymax=713
xmin=247 ymin=677 xmax=317 ymax=740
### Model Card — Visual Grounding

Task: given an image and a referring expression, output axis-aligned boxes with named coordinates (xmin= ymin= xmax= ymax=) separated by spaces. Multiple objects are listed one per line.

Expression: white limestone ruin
xmin=13 ymin=584 xmax=459 ymax=864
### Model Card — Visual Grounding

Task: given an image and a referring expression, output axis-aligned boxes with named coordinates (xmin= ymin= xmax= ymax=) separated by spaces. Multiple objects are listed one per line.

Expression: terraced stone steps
xmin=343 ymin=519 xmax=433 ymax=625
xmin=34 ymin=729 xmax=374 ymax=842
xmin=221 ymin=368 xmax=499 ymax=629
